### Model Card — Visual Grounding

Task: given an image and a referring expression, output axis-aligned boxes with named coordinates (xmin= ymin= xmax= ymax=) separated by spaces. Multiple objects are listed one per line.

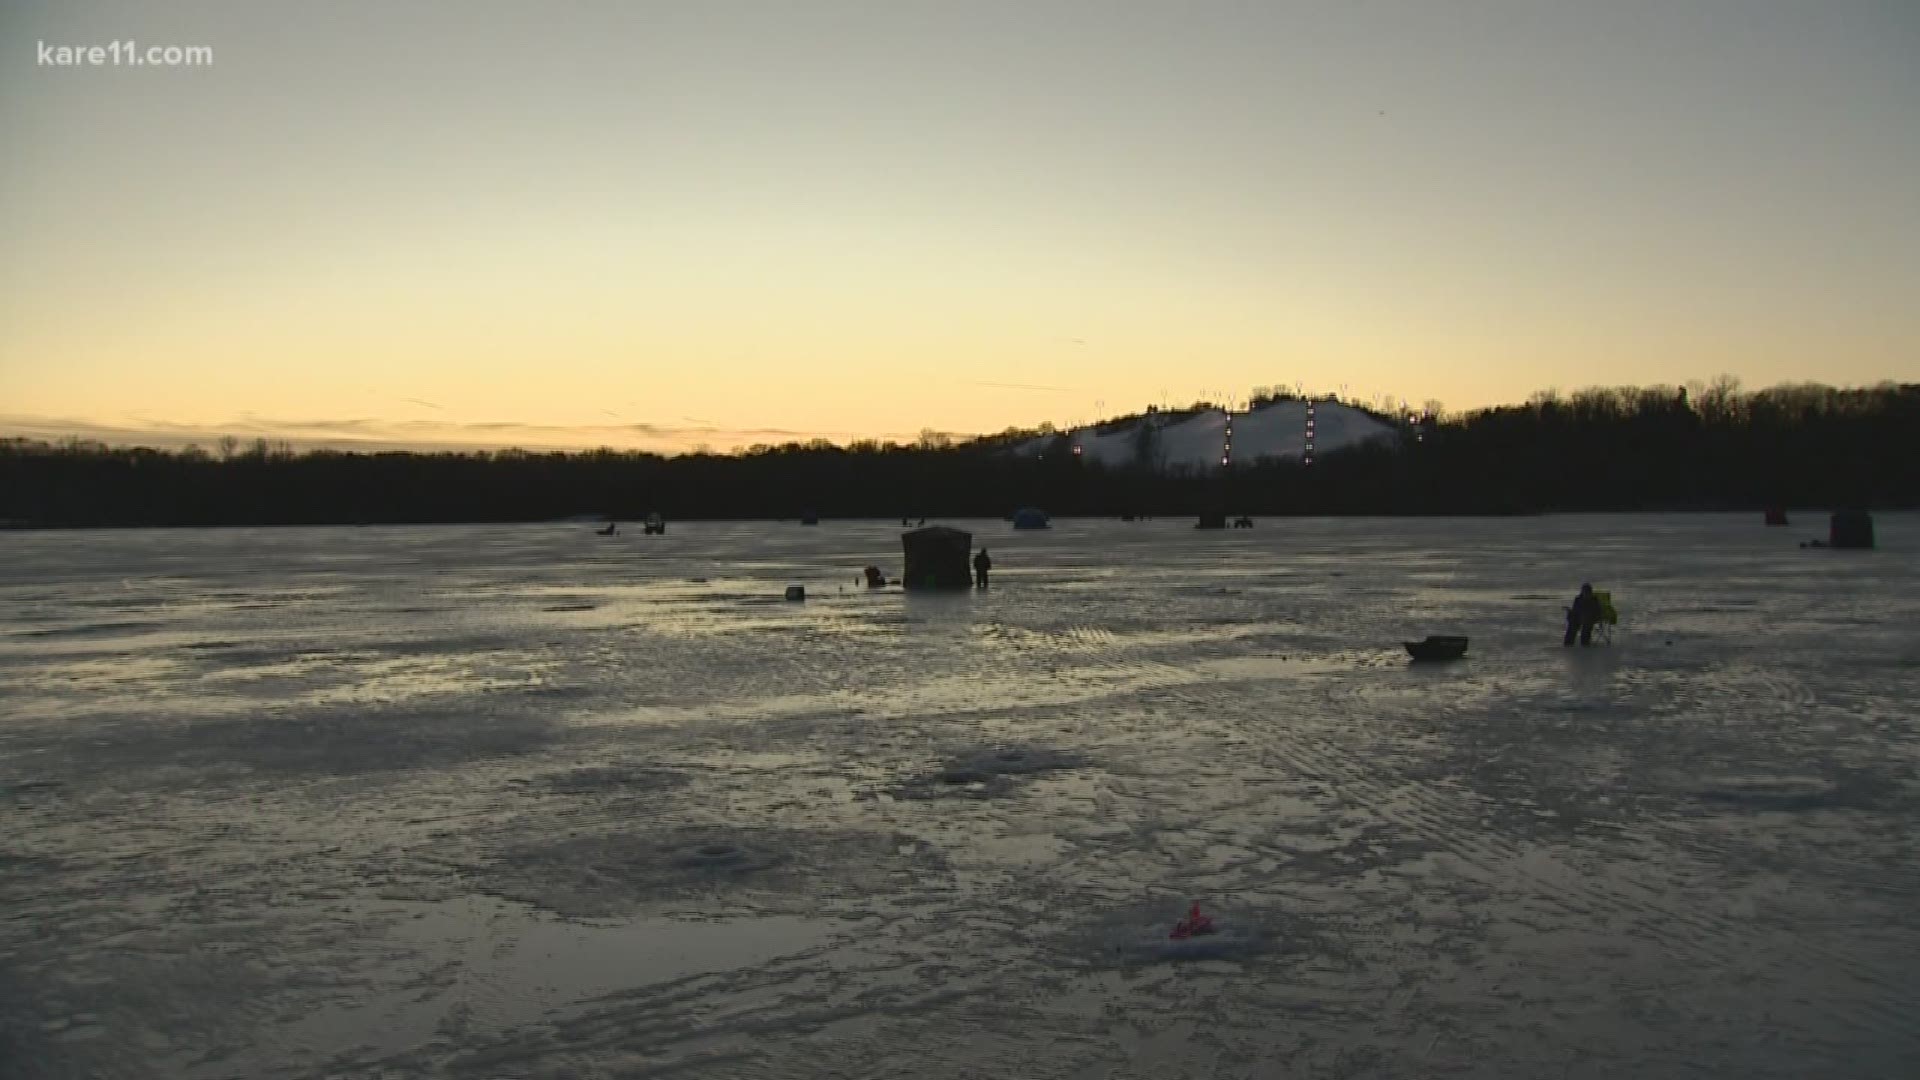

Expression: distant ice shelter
xmin=902 ymin=526 xmax=974 ymax=590
xmin=1830 ymin=510 xmax=1875 ymax=549
xmin=1011 ymin=508 xmax=1051 ymax=530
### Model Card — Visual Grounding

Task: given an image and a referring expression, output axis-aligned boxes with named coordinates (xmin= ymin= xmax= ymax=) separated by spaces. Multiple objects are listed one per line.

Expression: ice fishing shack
xmin=902 ymin=526 xmax=975 ymax=590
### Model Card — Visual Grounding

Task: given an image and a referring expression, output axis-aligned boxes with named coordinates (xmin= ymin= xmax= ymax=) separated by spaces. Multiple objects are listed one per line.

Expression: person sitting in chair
xmin=1564 ymin=583 xmax=1602 ymax=647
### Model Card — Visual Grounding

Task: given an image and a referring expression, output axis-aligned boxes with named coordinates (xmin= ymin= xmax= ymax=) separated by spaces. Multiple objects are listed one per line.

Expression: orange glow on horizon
xmin=3 ymin=3 xmax=1916 ymax=447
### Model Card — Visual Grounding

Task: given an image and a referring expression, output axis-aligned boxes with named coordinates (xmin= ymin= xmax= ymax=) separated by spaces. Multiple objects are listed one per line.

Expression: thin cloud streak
xmin=0 ymin=415 xmax=937 ymax=455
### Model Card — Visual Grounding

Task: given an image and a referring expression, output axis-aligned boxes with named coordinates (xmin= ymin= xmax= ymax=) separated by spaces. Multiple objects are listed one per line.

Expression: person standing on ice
xmin=1564 ymin=583 xmax=1602 ymax=647
xmin=973 ymin=547 xmax=992 ymax=589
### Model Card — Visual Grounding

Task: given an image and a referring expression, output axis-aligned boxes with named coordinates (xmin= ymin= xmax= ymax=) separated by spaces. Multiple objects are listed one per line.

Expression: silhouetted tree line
xmin=2 ymin=381 xmax=1913 ymax=527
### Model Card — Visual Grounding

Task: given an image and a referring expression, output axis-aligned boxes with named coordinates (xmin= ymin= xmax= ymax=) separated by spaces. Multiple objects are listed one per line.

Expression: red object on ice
xmin=1169 ymin=903 xmax=1216 ymax=940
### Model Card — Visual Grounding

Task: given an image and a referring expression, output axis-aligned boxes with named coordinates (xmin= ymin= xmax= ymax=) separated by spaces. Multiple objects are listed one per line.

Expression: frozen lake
xmin=4 ymin=514 xmax=1918 ymax=1078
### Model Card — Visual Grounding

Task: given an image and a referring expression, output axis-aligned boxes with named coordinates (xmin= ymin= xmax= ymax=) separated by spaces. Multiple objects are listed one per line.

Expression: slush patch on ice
xmin=0 ymin=851 xmax=62 ymax=880
xmin=894 ymin=766 xmax=1009 ymax=799
xmin=1196 ymin=654 xmax=1368 ymax=679
xmin=14 ymin=619 xmax=169 ymax=638
xmin=539 ymin=763 xmax=690 ymax=795
xmin=277 ymin=895 xmax=843 ymax=1068
xmin=977 ymin=623 xmax=1126 ymax=653
xmin=479 ymin=826 xmax=945 ymax=917
xmin=52 ymin=700 xmax=567 ymax=780
xmin=890 ymin=745 xmax=1087 ymax=800
xmin=3 ymin=778 xmax=66 ymax=797
xmin=1691 ymin=775 xmax=1858 ymax=811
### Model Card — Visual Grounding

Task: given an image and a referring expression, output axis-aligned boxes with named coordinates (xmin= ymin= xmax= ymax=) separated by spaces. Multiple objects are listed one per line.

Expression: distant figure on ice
xmin=1564 ymin=583 xmax=1602 ymax=647
xmin=1170 ymin=902 xmax=1216 ymax=940
xmin=863 ymin=565 xmax=886 ymax=588
xmin=973 ymin=548 xmax=992 ymax=589
xmin=595 ymin=521 xmax=617 ymax=536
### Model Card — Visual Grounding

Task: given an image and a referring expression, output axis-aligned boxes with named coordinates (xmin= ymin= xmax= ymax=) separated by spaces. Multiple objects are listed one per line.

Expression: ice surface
xmin=4 ymin=515 xmax=1919 ymax=1078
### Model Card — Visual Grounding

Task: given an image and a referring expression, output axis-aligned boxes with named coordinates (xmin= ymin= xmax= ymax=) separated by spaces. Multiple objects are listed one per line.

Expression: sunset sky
xmin=3 ymin=1 xmax=1916 ymax=452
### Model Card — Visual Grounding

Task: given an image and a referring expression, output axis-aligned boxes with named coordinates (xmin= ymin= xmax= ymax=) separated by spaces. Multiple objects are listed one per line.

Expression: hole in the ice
xmin=544 ymin=765 xmax=687 ymax=795
xmin=996 ymin=750 xmax=1026 ymax=762
xmin=670 ymin=840 xmax=758 ymax=869
xmin=940 ymin=769 xmax=989 ymax=786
